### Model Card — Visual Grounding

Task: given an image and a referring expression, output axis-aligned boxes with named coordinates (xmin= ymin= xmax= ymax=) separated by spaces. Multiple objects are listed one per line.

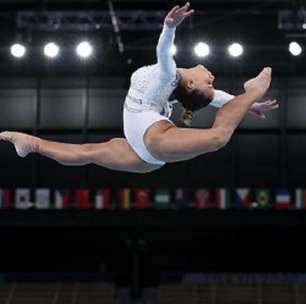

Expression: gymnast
xmin=0 ymin=2 xmax=278 ymax=173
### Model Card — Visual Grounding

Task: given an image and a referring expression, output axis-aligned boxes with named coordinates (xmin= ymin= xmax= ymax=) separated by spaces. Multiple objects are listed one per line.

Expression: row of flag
xmin=0 ymin=187 xmax=305 ymax=210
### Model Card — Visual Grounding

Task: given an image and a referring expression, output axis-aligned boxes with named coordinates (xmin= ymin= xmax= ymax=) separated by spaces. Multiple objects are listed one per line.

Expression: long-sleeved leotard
xmin=156 ymin=25 xmax=177 ymax=77
xmin=210 ymin=90 xmax=235 ymax=108
xmin=123 ymin=24 xmax=179 ymax=166
xmin=124 ymin=24 xmax=179 ymax=118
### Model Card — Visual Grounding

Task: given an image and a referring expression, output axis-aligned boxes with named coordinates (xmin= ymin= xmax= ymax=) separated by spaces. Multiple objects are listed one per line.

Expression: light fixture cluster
xmin=171 ymin=42 xmax=244 ymax=57
xmin=9 ymin=40 xmax=304 ymax=59
xmin=10 ymin=41 xmax=94 ymax=59
xmin=170 ymin=41 xmax=304 ymax=58
xmin=170 ymin=42 xmax=244 ymax=58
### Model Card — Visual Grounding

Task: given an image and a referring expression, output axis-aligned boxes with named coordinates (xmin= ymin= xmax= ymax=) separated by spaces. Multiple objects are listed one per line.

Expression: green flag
xmin=255 ymin=189 xmax=271 ymax=208
xmin=154 ymin=188 xmax=170 ymax=209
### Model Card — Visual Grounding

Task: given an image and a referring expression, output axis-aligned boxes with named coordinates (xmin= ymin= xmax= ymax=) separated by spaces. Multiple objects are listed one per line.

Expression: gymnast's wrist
xmin=164 ymin=23 xmax=176 ymax=30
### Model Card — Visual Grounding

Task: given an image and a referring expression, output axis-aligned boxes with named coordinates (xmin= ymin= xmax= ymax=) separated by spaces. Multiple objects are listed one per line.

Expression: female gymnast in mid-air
xmin=0 ymin=2 xmax=278 ymax=173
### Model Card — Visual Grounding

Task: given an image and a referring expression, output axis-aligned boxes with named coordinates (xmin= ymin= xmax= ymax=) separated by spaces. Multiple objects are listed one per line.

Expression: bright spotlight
xmin=303 ymin=23 xmax=306 ymax=30
xmin=289 ymin=41 xmax=302 ymax=56
xmin=76 ymin=41 xmax=93 ymax=58
xmin=228 ymin=43 xmax=244 ymax=57
xmin=170 ymin=44 xmax=177 ymax=56
xmin=11 ymin=43 xmax=26 ymax=58
xmin=44 ymin=42 xmax=60 ymax=58
xmin=194 ymin=42 xmax=210 ymax=58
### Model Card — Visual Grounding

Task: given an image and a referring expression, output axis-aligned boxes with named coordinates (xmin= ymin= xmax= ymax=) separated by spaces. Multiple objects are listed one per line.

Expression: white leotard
xmin=123 ymin=24 xmax=235 ymax=166
xmin=210 ymin=90 xmax=235 ymax=108
xmin=123 ymin=24 xmax=179 ymax=166
xmin=124 ymin=24 xmax=179 ymax=117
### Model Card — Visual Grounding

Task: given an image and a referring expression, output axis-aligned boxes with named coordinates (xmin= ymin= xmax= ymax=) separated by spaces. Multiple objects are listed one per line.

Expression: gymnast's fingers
xmin=167 ymin=5 xmax=180 ymax=17
xmin=183 ymin=9 xmax=195 ymax=18
xmin=176 ymin=2 xmax=191 ymax=15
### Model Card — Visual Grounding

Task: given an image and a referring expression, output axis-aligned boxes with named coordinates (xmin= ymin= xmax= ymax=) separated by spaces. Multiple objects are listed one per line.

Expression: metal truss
xmin=278 ymin=9 xmax=306 ymax=31
xmin=15 ymin=7 xmax=285 ymax=33
xmin=16 ymin=10 xmax=165 ymax=31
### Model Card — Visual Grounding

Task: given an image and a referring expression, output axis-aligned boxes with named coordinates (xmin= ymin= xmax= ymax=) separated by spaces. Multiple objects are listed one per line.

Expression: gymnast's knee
xmin=210 ymin=127 xmax=233 ymax=151
xmin=81 ymin=143 xmax=107 ymax=164
xmin=82 ymin=139 xmax=118 ymax=165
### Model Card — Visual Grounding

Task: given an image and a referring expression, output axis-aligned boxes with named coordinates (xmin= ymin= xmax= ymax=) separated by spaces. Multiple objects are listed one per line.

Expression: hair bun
xmin=181 ymin=109 xmax=193 ymax=126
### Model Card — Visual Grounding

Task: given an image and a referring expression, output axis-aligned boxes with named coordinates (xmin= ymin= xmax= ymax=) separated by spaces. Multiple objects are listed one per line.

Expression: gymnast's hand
xmin=164 ymin=2 xmax=195 ymax=28
xmin=249 ymin=99 xmax=279 ymax=119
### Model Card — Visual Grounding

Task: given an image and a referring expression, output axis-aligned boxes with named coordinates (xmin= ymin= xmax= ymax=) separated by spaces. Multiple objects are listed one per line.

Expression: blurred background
xmin=0 ymin=0 xmax=306 ymax=303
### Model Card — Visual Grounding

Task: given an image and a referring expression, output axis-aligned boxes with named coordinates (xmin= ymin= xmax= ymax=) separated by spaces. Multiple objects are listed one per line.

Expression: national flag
xmin=234 ymin=188 xmax=252 ymax=208
xmin=94 ymin=188 xmax=110 ymax=209
xmin=109 ymin=191 xmax=118 ymax=210
xmin=154 ymin=188 xmax=170 ymax=209
xmin=194 ymin=188 xmax=210 ymax=209
xmin=35 ymin=188 xmax=50 ymax=209
xmin=0 ymin=189 xmax=3 ymax=209
xmin=135 ymin=188 xmax=151 ymax=209
xmin=75 ymin=189 xmax=90 ymax=209
xmin=2 ymin=189 xmax=13 ymax=209
xmin=215 ymin=188 xmax=231 ymax=209
xmin=254 ymin=189 xmax=271 ymax=208
xmin=295 ymin=189 xmax=306 ymax=209
xmin=0 ymin=189 xmax=5 ymax=209
xmin=119 ymin=188 xmax=131 ymax=209
xmin=15 ymin=188 xmax=32 ymax=209
xmin=173 ymin=188 xmax=191 ymax=209
xmin=275 ymin=188 xmax=291 ymax=210
xmin=2 ymin=189 xmax=12 ymax=209
xmin=54 ymin=189 xmax=71 ymax=209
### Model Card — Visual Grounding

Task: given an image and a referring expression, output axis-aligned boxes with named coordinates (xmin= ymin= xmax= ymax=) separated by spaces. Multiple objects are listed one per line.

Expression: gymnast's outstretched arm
xmin=156 ymin=18 xmax=176 ymax=76
xmin=156 ymin=2 xmax=194 ymax=75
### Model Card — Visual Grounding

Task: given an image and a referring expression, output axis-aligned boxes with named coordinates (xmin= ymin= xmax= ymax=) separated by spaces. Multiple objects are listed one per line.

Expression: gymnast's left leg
xmin=0 ymin=131 xmax=159 ymax=173
xmin=145 ymin=67 xmax=272 ymax=162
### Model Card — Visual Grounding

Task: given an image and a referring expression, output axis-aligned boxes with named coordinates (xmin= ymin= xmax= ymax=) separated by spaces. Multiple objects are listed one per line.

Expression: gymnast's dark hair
xmin=172 ymin=85 xmax=212 ymax=126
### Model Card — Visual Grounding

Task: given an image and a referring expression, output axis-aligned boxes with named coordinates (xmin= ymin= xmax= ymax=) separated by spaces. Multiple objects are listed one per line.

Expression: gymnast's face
xmin=188 ymin=64 xmax=215 ymax=99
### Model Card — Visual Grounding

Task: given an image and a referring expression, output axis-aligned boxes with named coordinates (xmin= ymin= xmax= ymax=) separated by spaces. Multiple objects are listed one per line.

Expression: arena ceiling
xmin=0 ymin=0 xmax=294 ymax=2
xmin=0 ymin=0 xmax=298 ymax=10
xmin=0 ymin=0 xmax=304 ymax=77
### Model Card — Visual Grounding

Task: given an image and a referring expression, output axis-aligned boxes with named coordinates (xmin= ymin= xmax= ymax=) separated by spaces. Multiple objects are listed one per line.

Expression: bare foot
xmin=244 ymin=67 xmax=272 ymax=100
xmin=0 ymin=131 xmax=39 ymax=157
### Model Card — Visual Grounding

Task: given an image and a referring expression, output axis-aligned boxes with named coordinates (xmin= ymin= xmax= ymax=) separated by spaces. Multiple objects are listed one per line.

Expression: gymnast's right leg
xmin=0 ymin=132 xmax=159 ymax=173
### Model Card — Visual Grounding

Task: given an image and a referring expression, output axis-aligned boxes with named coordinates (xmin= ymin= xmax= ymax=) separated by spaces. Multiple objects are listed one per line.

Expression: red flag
xmin=102 ymin=188 xmax=110 ymax=209
xmin=194 ymin=188 xmax=210 ymax=209
xmin=75 ymin=189 xmax=90 ymax=209
xmin=135 ymin=188 xmax=151 ymax=209
xmin=3 ymin=189 xmax=12 ymax=209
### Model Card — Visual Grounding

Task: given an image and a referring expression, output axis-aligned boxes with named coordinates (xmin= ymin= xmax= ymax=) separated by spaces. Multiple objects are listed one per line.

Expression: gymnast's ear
xmin=186 ymin=79 xmax=195 ymax=90
xmin=181 ymin=108 xmax=193 ymax=126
